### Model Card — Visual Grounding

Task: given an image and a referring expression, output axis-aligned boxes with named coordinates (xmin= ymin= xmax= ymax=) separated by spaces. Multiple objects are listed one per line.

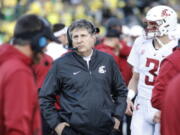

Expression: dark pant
xmin=62 ymin=127 xmax=80 ymax=135
xmin=109 ymin=129 xmax=121 ymax=135
xmin=41 ymin=114 xmax=56 ymax=135
xmin=62 ymin=127 xmax=121 ymax=135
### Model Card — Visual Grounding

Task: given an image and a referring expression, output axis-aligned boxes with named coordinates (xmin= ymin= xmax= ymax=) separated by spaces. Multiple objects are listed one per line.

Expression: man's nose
xmin=77 ymin=37 xmax=82 ymax=43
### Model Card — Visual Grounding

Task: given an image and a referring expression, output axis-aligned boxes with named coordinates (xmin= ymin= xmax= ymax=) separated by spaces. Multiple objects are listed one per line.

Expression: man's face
xmin=71 ymin=28 xmax=95 ymax=55
xmin=145 ymin=21 xmax=159 ymax=33
xmin=144 ymin=20 xmax=164 ymax=37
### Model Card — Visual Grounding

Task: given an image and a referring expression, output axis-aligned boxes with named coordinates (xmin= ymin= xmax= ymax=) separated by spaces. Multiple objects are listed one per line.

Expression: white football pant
xmin=130 ymin=97 xmax=160 ymax=135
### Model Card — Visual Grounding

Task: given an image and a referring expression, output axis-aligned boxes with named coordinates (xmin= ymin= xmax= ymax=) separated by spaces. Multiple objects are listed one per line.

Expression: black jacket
xmin=39 ymin=49 xmax=128 ymax=135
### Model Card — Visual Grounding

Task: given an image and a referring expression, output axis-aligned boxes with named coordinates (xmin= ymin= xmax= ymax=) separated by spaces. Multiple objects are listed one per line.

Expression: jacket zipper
xmin=88 ymin=61 xmax=92 ymax=77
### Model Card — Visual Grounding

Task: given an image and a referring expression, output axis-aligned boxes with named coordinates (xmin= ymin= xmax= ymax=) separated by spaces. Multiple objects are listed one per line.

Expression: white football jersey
xmin=128 ymin=36 xmax=177 ymax=100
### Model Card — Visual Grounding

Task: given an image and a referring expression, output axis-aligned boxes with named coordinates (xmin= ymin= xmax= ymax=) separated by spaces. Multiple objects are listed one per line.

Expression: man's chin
xmin=77 ymin=48 xmax=85 ymax=52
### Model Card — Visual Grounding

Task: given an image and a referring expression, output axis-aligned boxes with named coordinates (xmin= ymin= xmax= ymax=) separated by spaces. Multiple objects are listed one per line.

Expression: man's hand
xmin=55 ymin=122 xmax=70 ymax=135
xmin=153 ymin=111 xmax=161 ymax=123
xmin=113 ymin=117 xmax=120 ymax=130
xmin=125 ymin=98 xmax=134 ymax=116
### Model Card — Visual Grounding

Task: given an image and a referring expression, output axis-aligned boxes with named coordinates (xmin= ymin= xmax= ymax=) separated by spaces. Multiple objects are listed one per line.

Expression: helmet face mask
xmin=144 ymin=5 xmax=177 ymax=39
xmin=144 ymin=20 xmax=163 ymax=39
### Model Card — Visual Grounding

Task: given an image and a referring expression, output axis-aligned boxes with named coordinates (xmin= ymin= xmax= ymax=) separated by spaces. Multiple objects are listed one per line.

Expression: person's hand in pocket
xmin=113 ymin=117 xmax=120 ymax=130
xmin=55 ymin=122 xmax=70 ymax=135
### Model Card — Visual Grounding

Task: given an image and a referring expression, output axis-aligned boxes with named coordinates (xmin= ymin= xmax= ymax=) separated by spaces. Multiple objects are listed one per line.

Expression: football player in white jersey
xmin=126 ymin=5 xmax=178 ymax=135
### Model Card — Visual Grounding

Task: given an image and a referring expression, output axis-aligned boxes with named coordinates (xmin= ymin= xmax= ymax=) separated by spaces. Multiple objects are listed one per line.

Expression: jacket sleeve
xmin=39 ymin=62 xmax=62 ymax=129
xmin=110 ymin=57 xmax=128 ymax=121
xmin=4 ymin=70 xmax=41 ymax=135
xmin=151 ymin=59 xmax=178 ymax=110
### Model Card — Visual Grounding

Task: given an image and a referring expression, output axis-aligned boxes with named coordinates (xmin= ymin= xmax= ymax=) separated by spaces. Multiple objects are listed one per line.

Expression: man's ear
xmin=92 ymin=34 xmax=97 ymax=41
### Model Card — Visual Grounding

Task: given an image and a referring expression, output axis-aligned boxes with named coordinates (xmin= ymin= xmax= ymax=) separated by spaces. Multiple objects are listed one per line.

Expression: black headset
xmin=30 ymin=17 xmax=50 ymax=52
xmin=31 ymin=16 xmax=51 ymax=51
xmin=30 ymin=30 xmax=49 ymax=52
xmin=67 ymin=27 xmax=73 ymax=49
xmin=67 ymin=19 xmax=99 ymax=49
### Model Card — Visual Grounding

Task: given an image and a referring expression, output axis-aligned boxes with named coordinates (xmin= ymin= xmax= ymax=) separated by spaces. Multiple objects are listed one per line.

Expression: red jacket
xmin=119 ymin=40 xmax=131 ymax=57
xmin=96 ymin=41 xmax=132 ymax=85
xmin=95 ymin=43 xmax=122 ymax=71
xmin=161 ymin=74 xmax=180 ymax=135
xmin=33 ymin=54 xmax=61 ymax=110
xmin=33 ymin=54 xmax=53 ymax=89
xmin=151 ymin=48 xmax=180 ymax=110
xmin=119 ymin=40 xmax=132 ymax=84
xmin=0 ymin=44 xmax=42 ymax=135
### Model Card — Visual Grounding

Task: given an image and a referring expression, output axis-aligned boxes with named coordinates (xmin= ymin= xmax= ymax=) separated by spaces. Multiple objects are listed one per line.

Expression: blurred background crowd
xmin=0 ymin=0 xmax=180 ymax=44
xmin=1 ymin=1 xmax=180 ymax=135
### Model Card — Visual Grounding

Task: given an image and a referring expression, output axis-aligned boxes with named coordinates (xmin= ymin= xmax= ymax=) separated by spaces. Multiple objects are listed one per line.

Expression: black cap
xmin=43 ymin=23 xmax=61 ymax=44
xmin=53 ymin=23 xmax=66 ymax=32
xmin=106 ymin=17 xmax=122 ymax=29
xmin=105 ymin=29 xmax=121 ymax=38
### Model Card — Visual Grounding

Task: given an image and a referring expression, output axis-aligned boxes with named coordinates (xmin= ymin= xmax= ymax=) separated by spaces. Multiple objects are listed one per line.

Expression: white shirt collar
xmin=83 ymin=50 xmax=93 ymax=68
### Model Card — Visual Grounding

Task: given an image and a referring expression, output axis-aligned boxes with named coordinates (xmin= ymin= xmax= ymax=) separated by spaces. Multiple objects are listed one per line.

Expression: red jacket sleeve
xmin=4 ymin=70 xmax=41 ymax=135
xmin=119 ymin=40 xmax=131 ymax=57
xmin=151 ymin=60 xmax=178 ymax=110
xmin=161 ymin=74 xmax=180 ymax=135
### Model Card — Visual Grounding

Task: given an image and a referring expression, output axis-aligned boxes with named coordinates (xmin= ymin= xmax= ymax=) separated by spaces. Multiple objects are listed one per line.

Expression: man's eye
xmin=81 ymin=35 xmax=87 ymax=37
xmin=73 ymin=36 xmax=78 ymax=39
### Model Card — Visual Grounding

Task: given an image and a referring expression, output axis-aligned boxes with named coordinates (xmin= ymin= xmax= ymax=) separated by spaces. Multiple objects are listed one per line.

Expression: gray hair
xmin=68 ymin=19 xmax=99 ymax=38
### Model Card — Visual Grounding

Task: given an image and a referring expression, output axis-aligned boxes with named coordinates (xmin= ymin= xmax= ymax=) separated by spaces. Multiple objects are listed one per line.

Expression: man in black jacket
xmin=39 ymin=19 xmax=128 ymax=135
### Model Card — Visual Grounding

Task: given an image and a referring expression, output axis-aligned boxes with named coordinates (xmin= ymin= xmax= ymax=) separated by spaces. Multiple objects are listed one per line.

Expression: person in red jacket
xmin=105 ymin=17 xmax=132 ymax=85
xmin=96 ymin=29 xmax=122 ymax=71
xmin=151 ymin=46 xmax=180 ymax=110
xmin=119 ymin=40 xmax=132 ymax=85
xmin=33 ymin=53 xmax=55 ymax=135
xmin=161 ymin=73 xmax=180 ymax=135
xmin=0 ymin=14 xmax=59 ymax=135
xmin=105 ymin=17 xmax=132 ymax=135
xmin=33 ymin=53 xmax=53 ymax=89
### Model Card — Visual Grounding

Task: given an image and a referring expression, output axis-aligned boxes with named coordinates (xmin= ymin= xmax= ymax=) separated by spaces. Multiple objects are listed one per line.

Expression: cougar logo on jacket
xmin=98 ymin=65 xmax=106 ymax=74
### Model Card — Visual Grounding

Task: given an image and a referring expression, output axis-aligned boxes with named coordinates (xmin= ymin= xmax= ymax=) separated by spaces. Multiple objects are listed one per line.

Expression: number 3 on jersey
xmin=145 ymin=58 xmax=159 ymax=86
